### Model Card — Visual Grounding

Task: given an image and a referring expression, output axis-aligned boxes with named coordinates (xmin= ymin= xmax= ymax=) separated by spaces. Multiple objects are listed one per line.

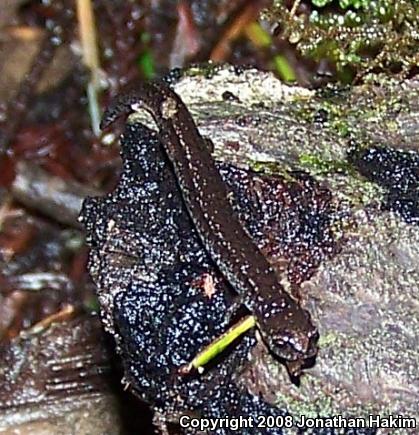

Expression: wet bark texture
xmin=0 ymin=316 xmax=122 ymax=434
xmin=81 ymin=66 xmax=418 ymax=434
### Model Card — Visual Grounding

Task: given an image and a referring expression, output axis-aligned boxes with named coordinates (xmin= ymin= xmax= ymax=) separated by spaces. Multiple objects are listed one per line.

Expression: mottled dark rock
xmin=80 ymin=122 xmax=372 ymax=434
xmin=348 ymin=145 xmax=419 ymax=224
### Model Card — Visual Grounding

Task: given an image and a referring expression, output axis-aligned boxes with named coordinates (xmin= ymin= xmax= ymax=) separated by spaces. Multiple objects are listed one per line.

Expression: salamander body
xmin=101 ymin=80 xmax=319 ymax=376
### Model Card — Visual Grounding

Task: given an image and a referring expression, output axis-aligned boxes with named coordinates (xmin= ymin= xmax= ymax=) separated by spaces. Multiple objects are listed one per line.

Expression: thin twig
xmin=23 ymin=304 xmax=76 ymax=336
xmin=0 ymin=34 xmax=58 ymax=155
xmin=76 ymin=0 xmax=102 ymax=136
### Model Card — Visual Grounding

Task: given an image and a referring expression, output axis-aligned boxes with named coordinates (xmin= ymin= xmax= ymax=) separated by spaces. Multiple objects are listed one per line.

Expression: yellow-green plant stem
xmin=273 ymin=54 xmax=296 ymax=82
xmin=181 ymin=315 xmax=256 ymax=374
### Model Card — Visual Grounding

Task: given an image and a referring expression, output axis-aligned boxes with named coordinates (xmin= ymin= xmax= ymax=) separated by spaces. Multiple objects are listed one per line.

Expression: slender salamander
xmin=101 ymin=81 xmax=319 ymax=376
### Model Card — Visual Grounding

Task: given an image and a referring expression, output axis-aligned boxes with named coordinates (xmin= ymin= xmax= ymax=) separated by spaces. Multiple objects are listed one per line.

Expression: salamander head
xmin=255 ymin=301 xmax=319 ymax=377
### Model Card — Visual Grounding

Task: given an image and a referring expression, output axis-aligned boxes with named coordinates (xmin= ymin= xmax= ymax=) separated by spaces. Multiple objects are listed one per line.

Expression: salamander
xmin=101 ymin=80 xmax=319 ymax=376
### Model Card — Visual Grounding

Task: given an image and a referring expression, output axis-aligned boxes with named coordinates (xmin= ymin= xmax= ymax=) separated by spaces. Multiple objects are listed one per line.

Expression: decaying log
xmin=81 ymin=65 xmax=418 ymax=434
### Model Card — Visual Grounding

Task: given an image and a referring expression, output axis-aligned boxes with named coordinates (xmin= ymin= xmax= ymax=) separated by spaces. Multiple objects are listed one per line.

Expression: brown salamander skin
xmin=101 ymin=81 xmax=319 ymax=376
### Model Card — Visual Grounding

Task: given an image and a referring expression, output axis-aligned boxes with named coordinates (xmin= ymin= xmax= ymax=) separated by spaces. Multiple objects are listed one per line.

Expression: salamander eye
xmin=253 ymin=297 xmax=318 ymax=361
xmin=257 ymin=313 xmax=319 ymax=364
xmin=267 ymin=329 xmax=310 ymax=359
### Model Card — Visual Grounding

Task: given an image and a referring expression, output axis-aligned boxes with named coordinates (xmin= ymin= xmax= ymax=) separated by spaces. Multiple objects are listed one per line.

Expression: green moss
xmin=247 ymin=160 xmax=300 ymax=183
xmin=182 ymin=62 xmax=222 ymax=79
xmin=299 ymin=153 xmax=353 ymax=175
xmin=265 ymin=1 xmax=418 ymax=82
xmin=332 ymin=119 xmax=352 ymax=137
xmin=318 ymin=331 xmax=339 ymax=348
